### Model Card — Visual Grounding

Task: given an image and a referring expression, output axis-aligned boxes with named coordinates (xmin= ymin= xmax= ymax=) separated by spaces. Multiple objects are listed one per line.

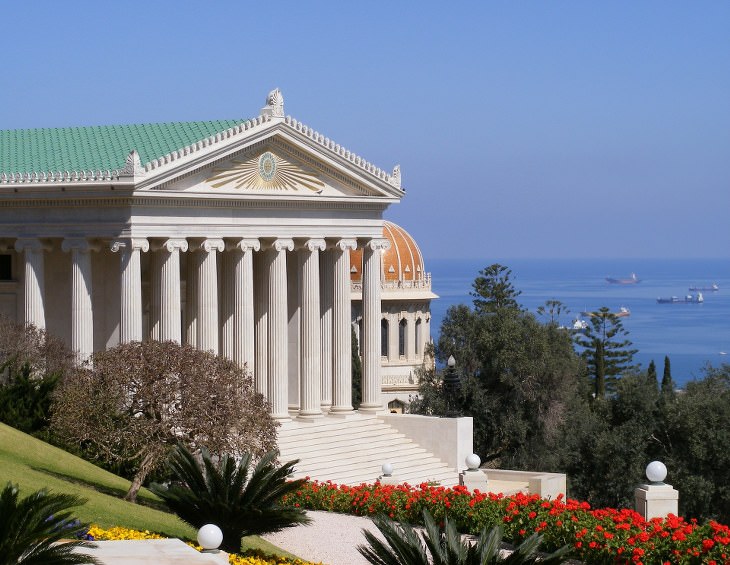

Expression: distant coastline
xmin=426 ymin=258 xmax=730 ymax=387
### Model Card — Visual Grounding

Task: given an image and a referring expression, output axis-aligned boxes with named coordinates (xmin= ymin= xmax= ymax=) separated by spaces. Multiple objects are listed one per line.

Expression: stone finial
xmin=261 ymin=88 xmax=284 ymax=119
xmin=119 ymin=150 xmax=146 ymax=180
xmin=389 ymin=164 xmax=401 ymax=189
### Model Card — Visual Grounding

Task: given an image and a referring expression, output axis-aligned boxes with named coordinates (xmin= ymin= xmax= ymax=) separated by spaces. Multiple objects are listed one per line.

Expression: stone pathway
xmin=73 ymin=539 xmax=228 ymax=564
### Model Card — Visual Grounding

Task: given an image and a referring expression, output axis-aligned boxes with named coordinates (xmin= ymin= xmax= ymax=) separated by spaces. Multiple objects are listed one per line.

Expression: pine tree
xmin=470 ymin=264 xmax=522 ymax=314
xmin=575 ymin=306 xmax=637 ymax=398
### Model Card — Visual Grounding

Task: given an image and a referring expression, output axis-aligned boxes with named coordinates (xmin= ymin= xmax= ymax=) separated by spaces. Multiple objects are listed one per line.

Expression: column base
xmin=271 ymin=413 xmax=291 ymax=422
xmin=358 ymin=405 xmax=387 ymax=415
xmin=327 ymin=409 xmax=361 ymax=420
xmin=297 ymin=411 xmax=324 ymax=421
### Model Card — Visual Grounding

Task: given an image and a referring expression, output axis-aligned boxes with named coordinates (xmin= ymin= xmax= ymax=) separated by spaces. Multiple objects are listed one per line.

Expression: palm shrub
xmin=0 ymin=482 xmax=99 ymax=565
xmin=358 ymin=508 xmax=569 ymax=565
xmin=150 ymin=445 xmax=311 ymax=553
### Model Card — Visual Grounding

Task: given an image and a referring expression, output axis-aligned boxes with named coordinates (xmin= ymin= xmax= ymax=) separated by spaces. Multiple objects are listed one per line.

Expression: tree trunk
xmin=124 ymin=450 xmax=157 ymax=502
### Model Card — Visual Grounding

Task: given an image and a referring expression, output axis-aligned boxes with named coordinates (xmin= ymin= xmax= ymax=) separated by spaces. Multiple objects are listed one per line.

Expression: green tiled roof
xmin=0 ymin=119 xmax=245 ymax=174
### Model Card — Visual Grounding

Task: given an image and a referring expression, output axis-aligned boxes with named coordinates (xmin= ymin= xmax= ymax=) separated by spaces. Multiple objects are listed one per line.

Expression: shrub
xmin=150 ymin=445 xmax=311 ymax=554
xmin=0 ymin=482 xmax=98 ymax=565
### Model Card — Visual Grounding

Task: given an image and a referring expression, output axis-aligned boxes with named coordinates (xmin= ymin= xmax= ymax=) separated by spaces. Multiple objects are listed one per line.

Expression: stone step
xmin=287 ymin=444 xmax=429 ymax=466
xmin=279 ymin=434 xmax=415 ymax=455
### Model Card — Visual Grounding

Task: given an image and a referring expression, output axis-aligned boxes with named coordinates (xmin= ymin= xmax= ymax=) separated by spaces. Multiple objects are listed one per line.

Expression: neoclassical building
xmin=0 ymin=89 xmax=435 ymax=420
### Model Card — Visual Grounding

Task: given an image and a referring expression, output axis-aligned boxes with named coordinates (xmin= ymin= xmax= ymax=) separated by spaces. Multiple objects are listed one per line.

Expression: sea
xmin=426 ymin=258 xmax=730 ymax=388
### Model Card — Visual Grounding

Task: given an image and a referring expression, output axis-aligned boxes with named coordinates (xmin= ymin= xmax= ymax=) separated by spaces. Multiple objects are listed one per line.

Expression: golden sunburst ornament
xmin=207 ymin=151 xmax=324 ymax=193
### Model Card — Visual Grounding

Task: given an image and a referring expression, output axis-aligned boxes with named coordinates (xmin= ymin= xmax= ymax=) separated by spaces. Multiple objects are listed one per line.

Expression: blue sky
xmin=1 ymin=1 xmax=728 ymax=259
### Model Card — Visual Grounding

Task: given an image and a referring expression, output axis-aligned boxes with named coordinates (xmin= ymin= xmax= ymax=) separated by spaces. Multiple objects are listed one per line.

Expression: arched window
xmin=381 ymin=318 xmax=389 ymax=357
xmin=415 ymin=318 xmax=423 ymax=356
xmin=399 ymin=318 xmax=407 ymax=357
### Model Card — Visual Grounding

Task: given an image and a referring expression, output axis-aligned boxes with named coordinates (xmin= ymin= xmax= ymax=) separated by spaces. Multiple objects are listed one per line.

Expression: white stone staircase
xmin=277 ymin=414 xmax=460 ymax=486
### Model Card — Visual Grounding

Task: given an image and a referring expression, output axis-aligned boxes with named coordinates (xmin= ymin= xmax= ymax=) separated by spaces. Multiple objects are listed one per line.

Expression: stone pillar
xmin=229 ymin=239 xmax=260 ymax=371
xmin=220 ymin=250 xmax=234 ymax=359
xmin=185 ymin=249 xmax=200 ymax=347
xmin=253 ymin=250 xmax=268 ymax=396
xmin=111 ymin=238 xmax=149 ymax=342
xmin=149 ymin=250 xmax=163 ymax=340
xmin=267 ymin=239 xmax=294 ymax=420
xmin=62 ymin=238 xmax=96 ymax=363
xmin=14 ymin=238 xmax=48 ymax=330
xmin=331 ymin=239 xmax=357 ymax=413
xmin=299 ymin=239 xmax=325 ymax=418
xmin=158 ymin=239 xmax=187 ymax=343
xmin=319 ymin=246 xmax=335 ymax=412
xmin=194 ymin=239 xmax=224 ymax=354
xmin=361 ymin=238 xmax=390 ymax=413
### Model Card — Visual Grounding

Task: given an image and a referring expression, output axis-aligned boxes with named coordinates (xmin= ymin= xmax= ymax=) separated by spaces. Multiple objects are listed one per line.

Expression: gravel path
xmin=262 ymin=511 xmax=382 ymax=565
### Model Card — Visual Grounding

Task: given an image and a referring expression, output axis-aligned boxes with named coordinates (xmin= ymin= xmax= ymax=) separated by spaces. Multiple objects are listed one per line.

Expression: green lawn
xmin=0 ymin=423 xmax=298 ymax=557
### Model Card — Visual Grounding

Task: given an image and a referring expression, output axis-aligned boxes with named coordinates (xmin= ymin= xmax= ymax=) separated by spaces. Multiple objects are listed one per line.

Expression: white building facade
xmin=0 ymin=89 xmax=418 ymax=420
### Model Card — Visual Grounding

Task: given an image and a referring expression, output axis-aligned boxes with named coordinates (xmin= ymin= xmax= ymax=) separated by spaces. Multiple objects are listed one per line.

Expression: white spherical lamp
xmin=465 ymin=453 xmax=481 ymax=471
xmin=381 ymin=462 xmax=394 ymax=477
xmin=197 ymin=524 xmax=223 ymax=551
xmin=645 ymin=461 xmax=667 ymax=484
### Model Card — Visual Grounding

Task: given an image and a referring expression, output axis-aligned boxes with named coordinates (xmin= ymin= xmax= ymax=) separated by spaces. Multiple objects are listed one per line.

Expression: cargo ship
xmin=689 ymin=284 xmax=719 ymax=292
xmin=657 ymin=293 xmax=704 ymax=304
xmin=606 ymin=273 xmax=640 ymax=284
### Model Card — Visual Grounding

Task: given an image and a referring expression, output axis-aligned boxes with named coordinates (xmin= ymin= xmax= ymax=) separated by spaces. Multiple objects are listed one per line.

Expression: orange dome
xmin=350 ymin=221 xmax=426 ymax=283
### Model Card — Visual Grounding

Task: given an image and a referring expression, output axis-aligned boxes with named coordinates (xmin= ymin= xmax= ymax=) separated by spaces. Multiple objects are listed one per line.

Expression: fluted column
xmin=62 ymin=238 xmax=96 ymax=362
xmin=185 ymin=249 xmax=200 ymax=346
xmin=331 ymin=239 xmax=357 ymax=413
xmin=149 ymin=251 xmax=163 ymax=340
xmin=253 ymin=250 xmax=268 ymax=396
xmin=194 ymin=238 xmax=224 ymax=353
xmin=111 ymin=238 xmax=149 ymax=343
xmin=319 ymin=245 xmax=335 ymax=412
xmin=158 ymin=239 xmax=187 ymax=343
xmin=14 ymin=238 xmax=48 ymax=330
xmin=361 ymin=237 xmax=390 ymax=412
xmin=229 ymin=239 xmax=260 ymax=371
xmin=220 ymin=250 xmax=234 ymax=359
xmin=268 ymin=238 xmax=294 ymax=420
xmin=299 ymin=239 xmax=325 ymax=418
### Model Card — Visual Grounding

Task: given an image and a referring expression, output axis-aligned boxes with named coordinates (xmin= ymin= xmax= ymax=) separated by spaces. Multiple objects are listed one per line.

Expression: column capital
xmin=61 ymin=238 xmax=100 ymax=253
xmin=267 ymin=238 xmax=294 ymax=253
xmin=191 ymin=238 xmax=225 ymax=253
xmin=364 ymin=238 xmax=391 ymax=252
xmin=110 ymin=238 xmax=149 ymax=253
xmin=299 ymin=238 xmax=326 ymax=252
xmin=151 ymin=237 xmax=188 ymax=253
xmin=14 ymin=237 xmax=50 ymax=253
xmin=334 ymin=238 xmax=357 ymax=251
xmin=228 ymin=238 xmax=261 ymax=253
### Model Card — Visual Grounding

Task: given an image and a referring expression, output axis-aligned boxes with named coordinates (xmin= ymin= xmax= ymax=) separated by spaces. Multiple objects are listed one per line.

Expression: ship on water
xmin=689 ymin=283 xmax=719 ymax=292
xmin=606 ymin=273 xmax=640 ymax=284
xmin=657 ymin=293 xmax=704 ymax=304
xmin=580 ymin=306 xmax=631 ymax=318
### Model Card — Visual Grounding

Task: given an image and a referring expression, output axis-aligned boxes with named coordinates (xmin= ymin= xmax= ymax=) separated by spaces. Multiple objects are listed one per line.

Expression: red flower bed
xmin=282 ymin=481 xmax=730 ymax=564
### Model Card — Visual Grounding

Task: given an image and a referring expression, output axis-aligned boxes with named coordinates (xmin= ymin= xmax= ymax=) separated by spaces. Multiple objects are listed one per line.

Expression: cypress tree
xmin=661 ymin=355 xmax=674 ymax=396
xmin=647 ymin=360 xmax=658 ymax=389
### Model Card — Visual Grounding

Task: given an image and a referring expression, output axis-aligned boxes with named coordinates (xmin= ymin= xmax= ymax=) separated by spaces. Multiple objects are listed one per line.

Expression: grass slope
xmin=0 ymin=423 xmax=300 ymax=557
xmin=0 ymin=422 xmax=194 ymax=538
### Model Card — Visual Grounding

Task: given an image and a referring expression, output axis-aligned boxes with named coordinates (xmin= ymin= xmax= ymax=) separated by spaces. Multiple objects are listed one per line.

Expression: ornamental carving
xmin=261 ymin=88 xmax=284 ymax=118
xmin=207 ymin=151 xmax=325 ymax=193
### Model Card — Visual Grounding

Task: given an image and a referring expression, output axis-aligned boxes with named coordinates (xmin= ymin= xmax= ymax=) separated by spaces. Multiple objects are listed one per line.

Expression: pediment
xmin=143 ymin=135 xmax=388 ymax=199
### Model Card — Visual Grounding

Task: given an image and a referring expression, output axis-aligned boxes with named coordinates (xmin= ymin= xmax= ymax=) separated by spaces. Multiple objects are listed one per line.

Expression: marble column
xmin=229 ymin=239 xmax=260 ymax=372
xmin=111 ymin=238 xmax=149 ymax=342
xmin=159 ymin=239 xmax=187 ymax=343
xmin=14 ymin=238 xmax=47 ymax=330
xmin=331 ymin=239 xmax=357 ymax=413
xmin=194 ymin=238 xmax=224 ymax=353
xmin=185 ymin=249 xmax=200 ymax=347
xmin=62 ymin=238 xmax=96 ymax=362
xmin=360 ymin=238 xmax=390 ymax=412
xmin=267 ymin=238 xmax=294 ymax=420
xmin=299 ymin=239 xmax=325 ymax=418
xmin=319 ymin=246 xmax=335 ymax=412
xmin=253 ymin=250 xmax=268 ymax=396
xmin=149 ymin=251 xmax=163 ymax=340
